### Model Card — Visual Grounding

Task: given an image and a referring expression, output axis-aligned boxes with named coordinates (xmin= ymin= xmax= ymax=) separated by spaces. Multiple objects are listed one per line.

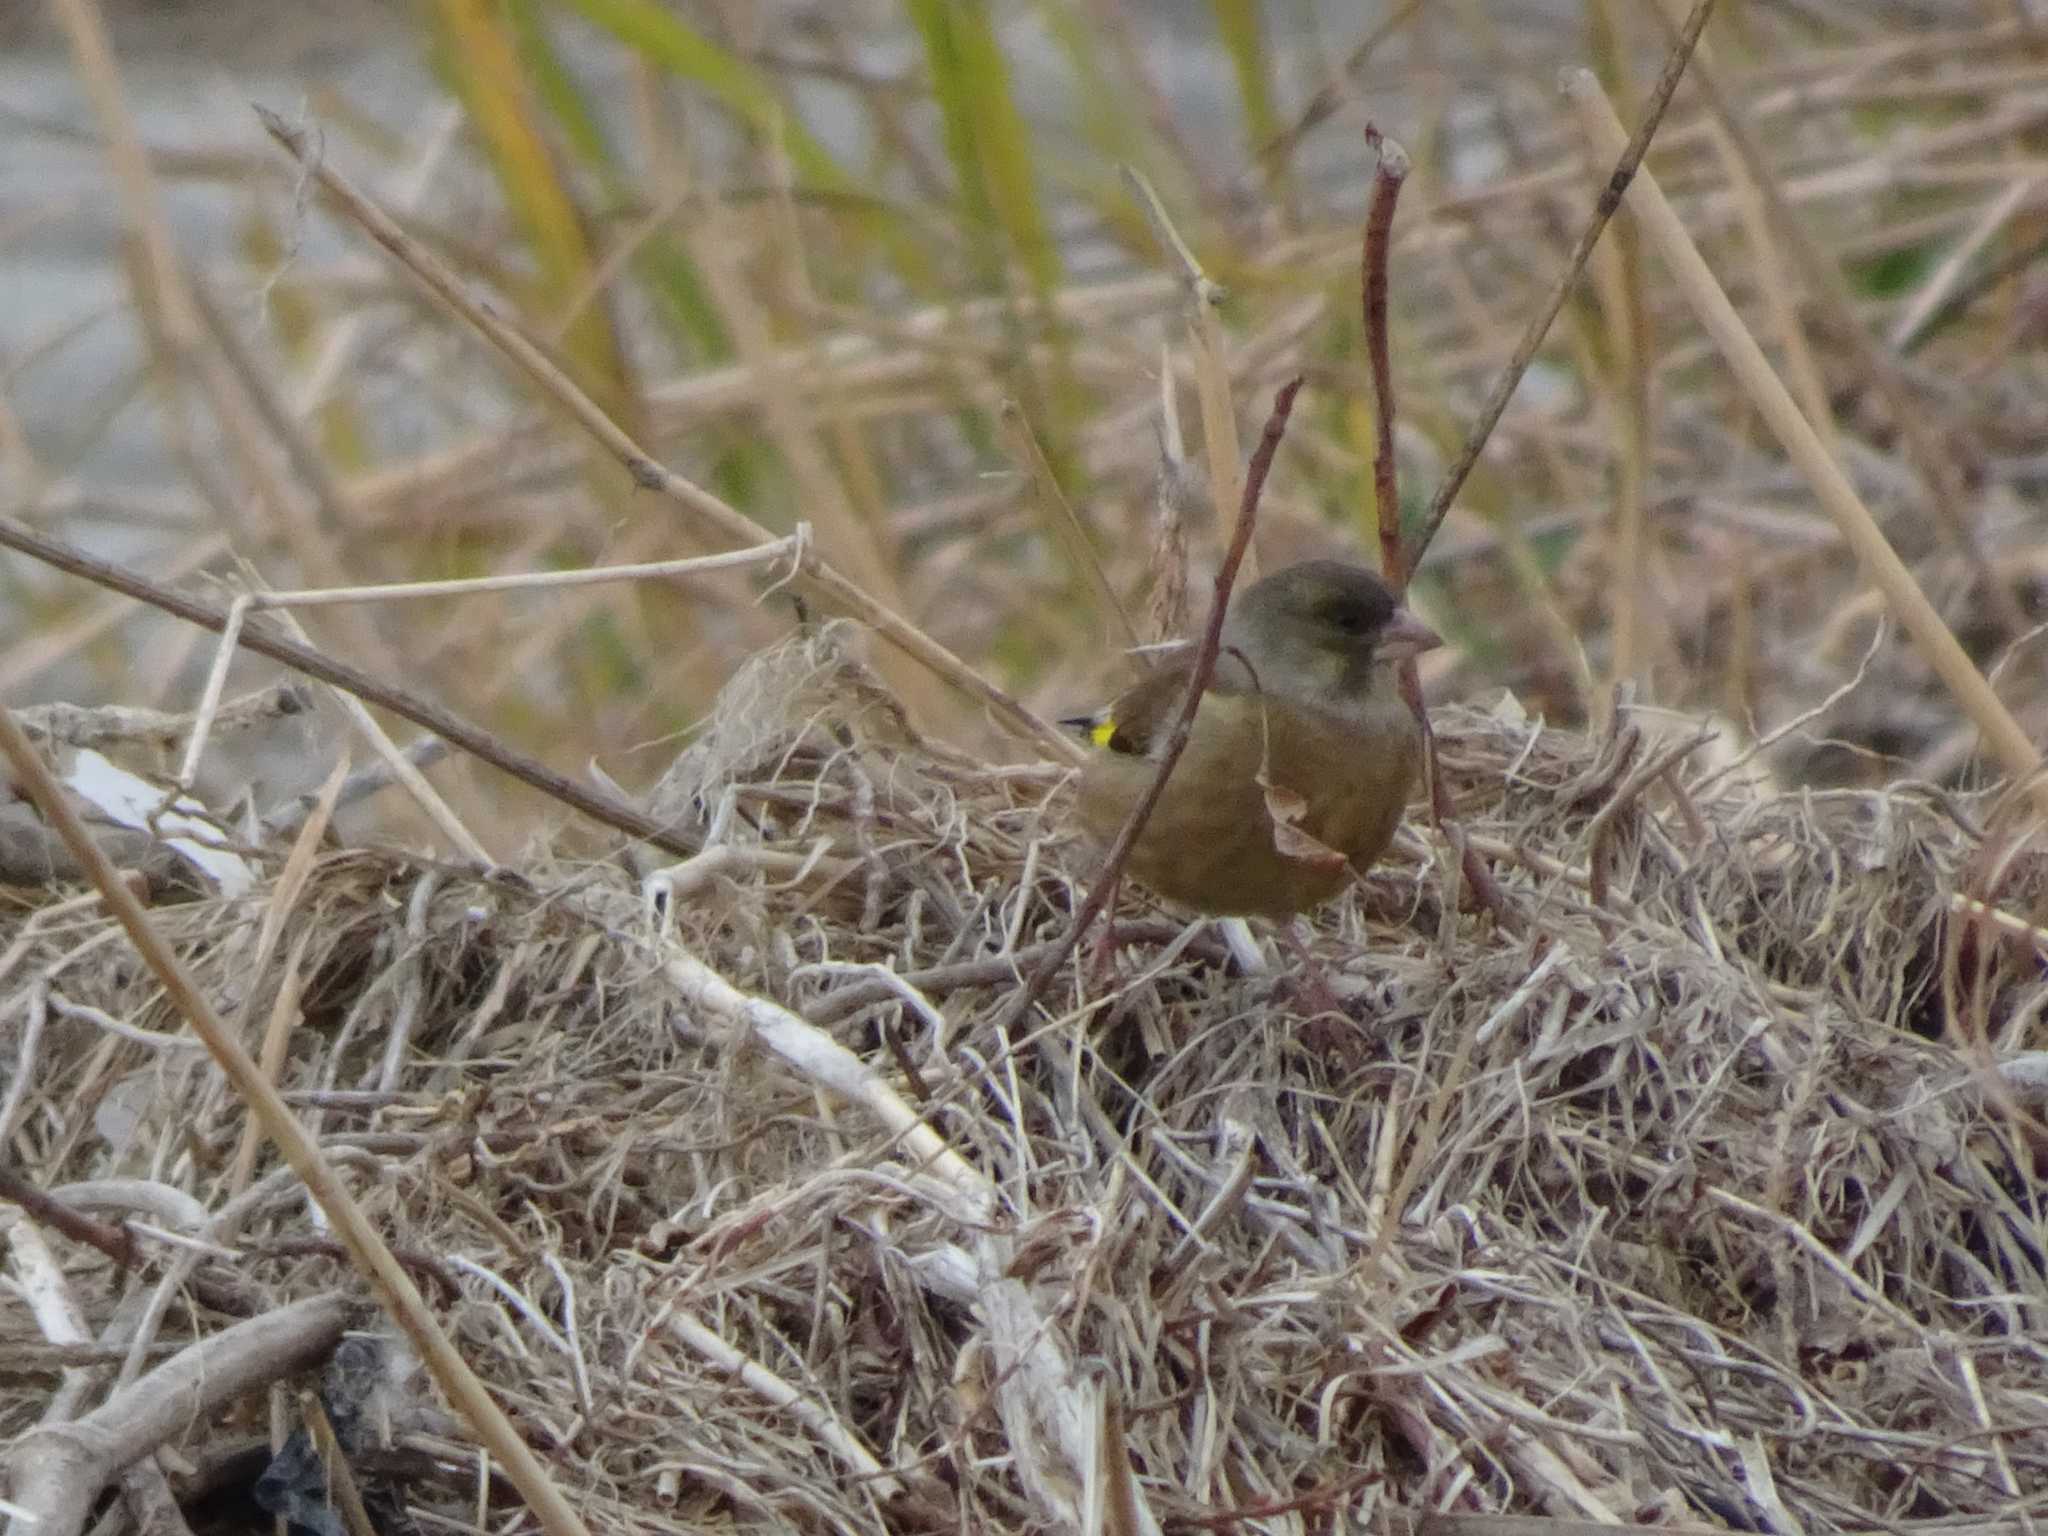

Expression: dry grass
xmin=8 ymin=4 xmax=2048 ymax=1534
xmin=9 ymin=6 xmax=2048 ymax=802
xmin=6 ymin=621 xmax=2048 ymax=1533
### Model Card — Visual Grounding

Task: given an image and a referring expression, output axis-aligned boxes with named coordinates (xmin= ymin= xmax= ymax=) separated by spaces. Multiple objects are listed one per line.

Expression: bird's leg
xmin=1215 ymin=916 xmax=1344 ymax=1018
xmin=1274 ymin=918 xmax=1348 ymax=1021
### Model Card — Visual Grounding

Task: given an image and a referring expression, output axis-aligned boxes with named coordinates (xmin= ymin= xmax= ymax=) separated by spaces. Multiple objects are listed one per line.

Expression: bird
xmin=1064 ymin=560 xmax=1441 ymax=920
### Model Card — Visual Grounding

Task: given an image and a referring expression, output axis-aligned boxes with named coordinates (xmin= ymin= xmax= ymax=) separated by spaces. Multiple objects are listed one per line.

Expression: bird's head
xmin=1219 ymin=560 xmax=1441 ymax=699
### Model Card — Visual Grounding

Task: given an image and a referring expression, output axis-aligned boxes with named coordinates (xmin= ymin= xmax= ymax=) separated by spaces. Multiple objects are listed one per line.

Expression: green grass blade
xmin=906 ymin=0 xmax=1063 ymax=295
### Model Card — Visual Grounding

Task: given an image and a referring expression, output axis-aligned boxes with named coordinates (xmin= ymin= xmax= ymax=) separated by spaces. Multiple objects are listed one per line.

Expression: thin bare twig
xmin=257 ymin=736 xmax=453 ymax=841
xmin=1358 ymin=128 xmax=1510 ymax=929
xmin=1123 ymin=165 xmax=1254 ymax=580
xmin=1412 ymin=0 xmax=1719 ymax=568
xmin=1565 ymin=69 xmax=2048 ymax=812
xmin=0 ymin=514 xmax=701 ymax=859
xmin=0 ymin=699 xmax=597 ymax=1536
xmin=1000 ymin=377 xmax=1304 ymax=1030
xmin=998 ymin=400 xmax=1140 ymax=650
xmin=0 ymin=1163 xmax=139 ymax=1270
xmin=255 ymin=106 xmax=1079 ymax=766
xmin=1362 ymin=126 xmax=1410 ymax=587
xmin=1643 ymin=0 xmax=2029 ymax=639
xmin=1253 ymin=1 xmax=1427 ymax=180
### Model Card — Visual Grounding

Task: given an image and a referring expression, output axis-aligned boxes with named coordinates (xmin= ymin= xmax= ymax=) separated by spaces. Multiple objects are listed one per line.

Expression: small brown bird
xmin=1065 ymin=561 xmax=1441 ymax=919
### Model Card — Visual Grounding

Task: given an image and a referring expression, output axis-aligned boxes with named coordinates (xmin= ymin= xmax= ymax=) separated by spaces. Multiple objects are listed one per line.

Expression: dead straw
xmin=0 ymin=698 xmax=598 ymax=1536
xmin=255 ymin=107 xmax=1081 ymax=768
xmin=1564 ymin=69 xmax=2048 ymax=812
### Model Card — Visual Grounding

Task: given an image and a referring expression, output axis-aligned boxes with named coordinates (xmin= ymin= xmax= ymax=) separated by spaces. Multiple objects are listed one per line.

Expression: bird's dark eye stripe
xmin=1322 ymin=599 xmax=1383 ymax=632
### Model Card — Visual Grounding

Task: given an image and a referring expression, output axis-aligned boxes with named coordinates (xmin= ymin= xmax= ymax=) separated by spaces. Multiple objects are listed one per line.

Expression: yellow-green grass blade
xmin=429 ymin=0 xmax=641 ymax=436
xmin=554 ymin=0 xmax=933 ymax=287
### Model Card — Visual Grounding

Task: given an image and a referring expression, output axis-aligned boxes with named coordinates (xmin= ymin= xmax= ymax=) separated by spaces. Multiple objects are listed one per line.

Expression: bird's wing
xmin=1066 ymin=651 xmax=1258 ymax=758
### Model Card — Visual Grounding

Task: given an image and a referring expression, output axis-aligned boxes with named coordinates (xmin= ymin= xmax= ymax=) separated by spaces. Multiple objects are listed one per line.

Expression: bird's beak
xmin=1378 ymin=606 xmax=1444 ymax=661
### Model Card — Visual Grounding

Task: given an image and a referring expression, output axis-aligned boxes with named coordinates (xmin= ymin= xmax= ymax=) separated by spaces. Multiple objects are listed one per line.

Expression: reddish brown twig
xmin=1000 ymin=377 xmax=1305 ymax=1030
xmin=1362 ymin=125 xmax=1409 ymax=586
xmin=1170 ymin=1467 xmax=1384 ymax=1529
xmin=0 ymin=1163 xmax=138 ymax=1270
xmin=1357 ymin=129 xmax=1513 ymax=931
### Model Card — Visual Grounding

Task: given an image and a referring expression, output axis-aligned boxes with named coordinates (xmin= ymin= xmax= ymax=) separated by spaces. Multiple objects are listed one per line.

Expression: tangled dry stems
xmin=5 ymin=623 xmax=2048 ymax=1534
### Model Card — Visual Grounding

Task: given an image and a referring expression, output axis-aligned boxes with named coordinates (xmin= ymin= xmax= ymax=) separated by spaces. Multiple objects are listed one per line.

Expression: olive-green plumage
xmin=1066 ymin=561 xmax=1440 ymax=919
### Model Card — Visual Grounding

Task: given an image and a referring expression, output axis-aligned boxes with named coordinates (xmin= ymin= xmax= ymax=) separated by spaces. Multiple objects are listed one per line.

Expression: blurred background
xmin=2 ymin=0 xmax=2040 ymax=855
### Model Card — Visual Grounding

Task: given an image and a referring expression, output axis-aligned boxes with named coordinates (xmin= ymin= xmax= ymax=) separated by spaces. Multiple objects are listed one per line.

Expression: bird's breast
xmin=1073 ymin=691 xmax=1421 ymax=918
